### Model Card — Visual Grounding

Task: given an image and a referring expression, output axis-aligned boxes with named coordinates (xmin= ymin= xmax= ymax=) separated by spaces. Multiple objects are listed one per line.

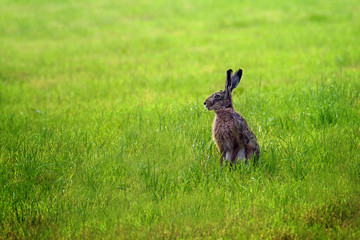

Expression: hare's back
xmin=232 ymin=112 xmax=258 ymax=144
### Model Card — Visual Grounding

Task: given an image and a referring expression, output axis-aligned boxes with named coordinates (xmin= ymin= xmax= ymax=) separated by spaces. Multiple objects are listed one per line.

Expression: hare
xmin=204 ymin=69 xmax=260 ymax=167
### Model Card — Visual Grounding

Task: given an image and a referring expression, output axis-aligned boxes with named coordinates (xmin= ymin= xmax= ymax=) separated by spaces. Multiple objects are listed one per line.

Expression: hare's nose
xmin=204 ymin=102 xmax=206 ymax=106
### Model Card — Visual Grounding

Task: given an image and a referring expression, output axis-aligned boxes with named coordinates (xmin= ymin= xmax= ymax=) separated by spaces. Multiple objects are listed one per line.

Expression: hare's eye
xmin=214 ymin=94 xmax=221 ymax=99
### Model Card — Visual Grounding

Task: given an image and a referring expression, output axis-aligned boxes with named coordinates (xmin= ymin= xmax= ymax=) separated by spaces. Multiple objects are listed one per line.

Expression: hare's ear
xmin=225 ymin=69 xmax=233 ymax=98
xmin=226 ymin=69 xmax=233 ymax=90
xmin=231 ymin=69 xmax=242 ymax=91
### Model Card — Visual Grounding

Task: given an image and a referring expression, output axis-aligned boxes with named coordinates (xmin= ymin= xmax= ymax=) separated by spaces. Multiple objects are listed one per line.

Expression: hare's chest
xmin=212 ymin=116 xmax=234 ymax=151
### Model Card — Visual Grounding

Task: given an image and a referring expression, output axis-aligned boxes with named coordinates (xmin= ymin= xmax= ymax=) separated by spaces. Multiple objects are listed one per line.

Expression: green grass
xmin=1 ymin=0 xmax=360 ymax=239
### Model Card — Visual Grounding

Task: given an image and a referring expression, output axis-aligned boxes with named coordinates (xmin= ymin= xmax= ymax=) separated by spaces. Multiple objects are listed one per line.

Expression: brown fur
xmin=204 ymin=69 xmax=260 ymax=166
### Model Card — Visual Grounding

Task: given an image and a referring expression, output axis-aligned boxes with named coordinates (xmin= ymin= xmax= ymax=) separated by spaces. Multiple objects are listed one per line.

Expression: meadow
xmin=1 ymin=0 xmax=360 ymax=239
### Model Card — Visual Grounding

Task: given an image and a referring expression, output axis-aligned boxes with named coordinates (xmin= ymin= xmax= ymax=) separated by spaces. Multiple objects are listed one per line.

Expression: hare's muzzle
xmin=204 ymin=100 xmax=211 ymax=110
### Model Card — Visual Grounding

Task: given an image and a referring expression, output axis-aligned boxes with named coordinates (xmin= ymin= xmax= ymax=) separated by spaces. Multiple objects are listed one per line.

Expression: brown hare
xmin=204 ymin=69 xmax=260 ymax=167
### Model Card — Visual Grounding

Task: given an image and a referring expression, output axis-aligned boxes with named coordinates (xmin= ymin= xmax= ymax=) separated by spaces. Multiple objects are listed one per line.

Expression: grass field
xmin=1 ymin=0 xmax=360 ymax=239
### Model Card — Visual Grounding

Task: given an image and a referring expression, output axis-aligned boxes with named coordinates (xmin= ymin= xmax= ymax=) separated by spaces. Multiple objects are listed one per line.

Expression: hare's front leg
xmin=230 ymin=146 xmax=240 ymax=169
xmin=230 ymin=147 xmax=247 ymax=168
xmin=237 ymin=148 xmax=247 ymax=166
xmin=230 ymin=145 xmax=242 ymax=163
